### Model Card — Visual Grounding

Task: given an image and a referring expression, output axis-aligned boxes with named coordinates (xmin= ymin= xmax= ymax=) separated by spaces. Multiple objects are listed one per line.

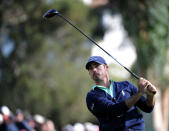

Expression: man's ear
xmin=105 ymin=65 xmax=109 ymax=70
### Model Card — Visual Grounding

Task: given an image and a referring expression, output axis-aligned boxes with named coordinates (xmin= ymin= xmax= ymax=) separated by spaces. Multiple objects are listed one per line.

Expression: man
xmin=85 ymin=56 xmax=157 ymax=131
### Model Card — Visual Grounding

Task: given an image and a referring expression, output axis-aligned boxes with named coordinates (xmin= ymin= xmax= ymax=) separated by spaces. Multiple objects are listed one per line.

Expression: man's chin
xmin=93 ymin=77 xmax=102 ymax=82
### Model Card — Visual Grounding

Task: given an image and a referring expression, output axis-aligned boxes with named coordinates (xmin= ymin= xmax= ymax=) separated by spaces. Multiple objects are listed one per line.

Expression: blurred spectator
xmin=4 ymin=115 xmax=19 ymax=131
xmin=15 ymin=109 xmax=32 ymax=131
xmin=84 ymin=122 xmax=99 ymax=131
xmin=1 ymin=106 xmax=19 ymax=131
xmin=34 ymin=114 xmax=46 ymax=131
xmin=26 ymin=116 xmax=36 ymax=131
xmin=73 ymin=123 xmax=85 ymax=131
xmin=0 ymin=106 xmax=99 ymax=131
xmin=34 ymin=114 xmax=46 ymax=125
xmin=62 ymin=124 xmax=74 ymax=131
xmin=0 ymin=113 xmax=5 ymax=130
xmin=0 ymin=113 xmax=3 ymax=124
xmin=62 ymin=122 xmax=99 ymax=131
xmin=40 ymin=122 xmax=48 ymax=131
xmin=1 ymin=106 xmax=11 ymax=117
xmin=46 ymin=120 xmax=56 ymax=131
xmin=40 ymin=120 xmax=56 ymax=131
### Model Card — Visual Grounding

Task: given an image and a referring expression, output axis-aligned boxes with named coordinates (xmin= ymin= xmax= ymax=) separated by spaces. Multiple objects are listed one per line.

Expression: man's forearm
xmin=125 ymin=92 xmax=143 ymax=109
xmin=146 ymin=95 xmax=155 ymax=107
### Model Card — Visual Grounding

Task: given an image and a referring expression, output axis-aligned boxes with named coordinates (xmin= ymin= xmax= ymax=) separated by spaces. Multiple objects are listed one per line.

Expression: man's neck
xmin=95 ymin=78 xmax=110 ymax=88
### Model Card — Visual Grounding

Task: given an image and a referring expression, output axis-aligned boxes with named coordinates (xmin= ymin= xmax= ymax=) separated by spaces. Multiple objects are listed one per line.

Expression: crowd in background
xmin=62 ymin=122 xmax=99 ymax=131
xmin=0 ymin=105 xmax=99 ymax=131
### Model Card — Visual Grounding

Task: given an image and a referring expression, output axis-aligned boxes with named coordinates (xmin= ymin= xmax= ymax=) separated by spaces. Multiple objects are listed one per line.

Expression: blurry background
xmin=0 ymin=0 xmax=169 ymax=131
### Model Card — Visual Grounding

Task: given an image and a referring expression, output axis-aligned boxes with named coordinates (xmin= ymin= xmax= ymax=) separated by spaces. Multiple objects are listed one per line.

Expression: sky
xmin=91 ymin=10 xmax=137 ymax=78
xmin=1 ymin=33 xmax=14 ymax=58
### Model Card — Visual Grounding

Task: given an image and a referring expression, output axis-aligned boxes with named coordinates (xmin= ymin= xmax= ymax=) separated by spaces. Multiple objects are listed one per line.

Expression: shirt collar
xmin=92 ymin=78 xmax=114 ymax=90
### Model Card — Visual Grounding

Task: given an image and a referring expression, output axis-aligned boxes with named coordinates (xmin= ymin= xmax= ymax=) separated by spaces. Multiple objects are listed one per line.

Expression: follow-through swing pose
xmin=85 ymin=56 xmax=157 ymax=131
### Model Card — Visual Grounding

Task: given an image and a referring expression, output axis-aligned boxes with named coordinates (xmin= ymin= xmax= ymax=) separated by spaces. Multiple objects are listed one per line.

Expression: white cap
xmin=84 ymin=122 xmax=99 ymax=131
xmin=74 ymin=123 xmax=85 ymax=131
xmin=1 ymin=106 xmax=11 ymax=116
xmin=34 ymin=114 xmax=45 ymax=124
xmin=62 ymin=124 xmax=74 ymax=131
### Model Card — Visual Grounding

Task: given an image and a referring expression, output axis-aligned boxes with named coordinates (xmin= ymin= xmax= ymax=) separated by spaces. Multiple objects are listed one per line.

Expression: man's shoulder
xmin=86 ymin=88 xmax=105 ymax=99
xmin=114 ymin=80 xmax=136 ymax=90
xmin=114 ymin=80 xmax=133 ymax=86
xmin=87 ymin=88 xmax=104 ymax=94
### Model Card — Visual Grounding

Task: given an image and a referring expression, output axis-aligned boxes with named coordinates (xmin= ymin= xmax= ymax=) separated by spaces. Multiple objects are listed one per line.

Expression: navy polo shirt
xmin=92 ymin=79 xmax=114 ymax=98
xmin=86 ymin=81 xmax=154 ymax=131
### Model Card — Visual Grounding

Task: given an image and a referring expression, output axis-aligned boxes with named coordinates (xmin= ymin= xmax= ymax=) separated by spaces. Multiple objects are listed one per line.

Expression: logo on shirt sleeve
xmin=90 ymin=103 xmax=95 ymax=110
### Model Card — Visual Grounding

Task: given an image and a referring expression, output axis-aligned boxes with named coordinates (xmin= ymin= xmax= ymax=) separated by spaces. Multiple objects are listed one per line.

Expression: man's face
xmin=88 ymin=62 xmax=108 ymax=82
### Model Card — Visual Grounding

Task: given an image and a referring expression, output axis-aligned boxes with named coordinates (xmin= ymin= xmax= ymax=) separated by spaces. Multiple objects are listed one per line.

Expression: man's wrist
xmin=146 ymin=95 xmax=155 ymax=107
xmin=147 ymin=93 xmax=154 ymax=97
xmin=137 ymin=91 xmax=144 ymax=97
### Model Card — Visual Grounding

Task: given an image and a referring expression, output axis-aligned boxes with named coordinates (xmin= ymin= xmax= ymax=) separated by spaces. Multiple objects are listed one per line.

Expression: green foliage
xmin=0 ymin=0 xmax=168 ymax=129
xmin=117 ymin=0 xmax=169 ymax=86
xmin=147 ymin=0 xmax=169 ymax=86
xmin=0 ymin=0 xmax=96 ymax=129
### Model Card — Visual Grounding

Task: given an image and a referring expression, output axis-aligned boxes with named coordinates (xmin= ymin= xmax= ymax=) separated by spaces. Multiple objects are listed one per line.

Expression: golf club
xmin=43 ymin=9 xmax=156 ymax=94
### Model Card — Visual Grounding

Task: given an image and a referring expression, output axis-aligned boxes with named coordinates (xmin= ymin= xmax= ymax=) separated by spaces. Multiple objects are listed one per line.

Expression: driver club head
xmin=43 ymin=9 xmax=59 ymax=19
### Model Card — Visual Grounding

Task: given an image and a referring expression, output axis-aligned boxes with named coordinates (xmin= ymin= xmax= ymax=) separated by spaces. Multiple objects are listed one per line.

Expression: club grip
xmin=152 ymin=91 xmax=156 ymax=94
xmin=123 ymin=66 xmax=156 ymax=94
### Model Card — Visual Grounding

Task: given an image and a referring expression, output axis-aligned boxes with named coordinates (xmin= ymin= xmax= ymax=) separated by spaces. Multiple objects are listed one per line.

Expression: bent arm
xmin=135 ymin=95 xmax=154 ymax=113
xmin=86 ymin=92 xmax=129 ymax=117
xmin=146 ymin=94 xmax=155 ymax=107
xmin=86 ymin=89 xmax=145 ymax=117
xmin=125 ymin=92 xmax=143 ymax=109
xmin=138 ymin=78 xmax=156 ymax=107
xmin=135 ymin=78 xmax=156 ymax=112
xmin=145 ymin=84 xmax=156 ymax=107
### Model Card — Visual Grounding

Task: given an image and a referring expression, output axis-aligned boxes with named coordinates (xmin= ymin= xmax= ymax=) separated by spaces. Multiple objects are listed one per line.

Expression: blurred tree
xmin=0 ymin=0 xmax=98 ymax=129
xmin=118 ymin=0 xmax=169 ymax=130
xmin=1 ymin=0 xmax=168 ymax=130
xmin=89 ymin=0 xmax=169 ymax=130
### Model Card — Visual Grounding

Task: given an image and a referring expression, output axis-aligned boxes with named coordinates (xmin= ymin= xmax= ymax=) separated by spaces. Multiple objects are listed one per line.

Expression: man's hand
xmin=138 ymin=77 xmax=157 ymax=96
xmin=138 ymin=77 xmax=157 ymax=107
xmin=125 ymin=77 xmax=157 ymax=109
xmin=138 ymin=77 xmax=149 ymax=95
xmin=146 ymin=84 xmax=157 ymax=96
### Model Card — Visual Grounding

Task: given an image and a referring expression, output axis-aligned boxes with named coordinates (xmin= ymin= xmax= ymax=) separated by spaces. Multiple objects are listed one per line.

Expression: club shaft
xmin=57 ymin=13 xmax=140 ymax=79
xmin=55 ymin=13 xmax=156 ymax=94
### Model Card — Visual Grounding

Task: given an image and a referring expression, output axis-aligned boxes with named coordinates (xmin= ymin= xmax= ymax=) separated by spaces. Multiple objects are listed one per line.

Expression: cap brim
xmin=86 ymin=61 xmax=103 ymax=70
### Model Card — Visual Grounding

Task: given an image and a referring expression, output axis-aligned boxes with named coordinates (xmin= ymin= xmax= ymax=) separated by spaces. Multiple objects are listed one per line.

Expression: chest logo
xmin=121 ymin=90 xmax=125 ymax=96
